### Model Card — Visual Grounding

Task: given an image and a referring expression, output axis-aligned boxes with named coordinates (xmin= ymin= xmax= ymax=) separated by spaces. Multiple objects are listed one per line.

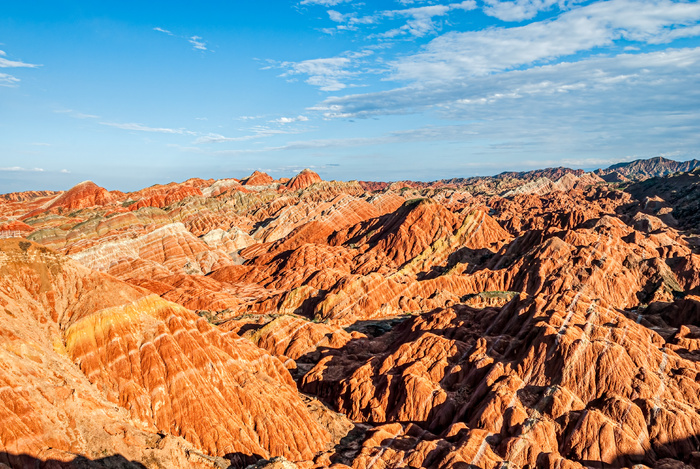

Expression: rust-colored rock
xmin=286 ymin=169 xmax=322 ymax=191
xmin=3 ymin=158 xmax=700 ymax=468
xmin=48 ymin=180 xmax=115 ymax=211
xmin=0 ymin=239 xmax=340 ymax=467
xmin=242 ymin=170 xmax=274 ymax=186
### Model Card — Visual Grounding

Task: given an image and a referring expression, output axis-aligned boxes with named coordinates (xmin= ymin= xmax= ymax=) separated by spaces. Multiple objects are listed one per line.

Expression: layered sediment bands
xmin=239 ymin=315 xmax=356 ymax=371
xmin=67 ymin=222 xmax=232 ymax=275
xmin=5 ymin=160 xmax=700 ymax=467
xmin=64 ymin=295 xmax=334 ymax=460
xmin=0 ymin=220 xmax=34 ymax=237
xmin=286 ymin=169 xmax=322 ymax=191
xmin=313 ymin=208 xmax=512 ymax=323
xmin=128 ymin=185 xmax=203 ymax=210
xmin=0 ymin=239 xmax=338 ymax=466
xmin=242 ymin=170 xmax=275 ymax=186
xmin=304 ymin=292 xmax=700 ymax=468
xmin=48 ymin=181 xmax=116 ymax=211
xmin=0 ymin=240 xmax=229 ymax=467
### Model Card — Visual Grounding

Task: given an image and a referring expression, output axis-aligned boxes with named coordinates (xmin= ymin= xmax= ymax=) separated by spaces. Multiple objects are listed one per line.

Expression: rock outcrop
xmin=47 ymin=180 xmax=115 ymax=211
xmin=596 ymin=156 xmax=700 ymax=181
xmin=0 ymin=239 xmax=340 ymax=467
xmin=286 ymin=169 xmax=322 ymax=191
xmin=242 ymin=171 xmax=274 ymax=186
xmin=3 ymin=158 xmax=700 ymax=468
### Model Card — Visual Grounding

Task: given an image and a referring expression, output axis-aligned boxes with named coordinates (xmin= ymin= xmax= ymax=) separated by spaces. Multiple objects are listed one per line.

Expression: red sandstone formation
xmin=0 ymin=239 xmax=343 ymax=468
xmin=0 ymin=220 xmax=34 ymax=237
xmin=128 ymin=184 xmax=203 ymax=210
xmin=0 ymin=189 xmax=59 ymax=202
xmin=242 ymin=170 xmax=274 ymax=186
xmin=2 ymin=158 xmax=700 ymax=468
xmin=286 ymin=169 xmax=322 ymax=191
xmin=47 ymin=180 xmax=115 ymax=211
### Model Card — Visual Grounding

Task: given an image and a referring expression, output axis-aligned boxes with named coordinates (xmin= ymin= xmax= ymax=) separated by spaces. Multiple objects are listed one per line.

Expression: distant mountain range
xmin=359 ymin=157 xmax=700 ymax=192
xmin=595 ymin=156 xmax=700 ymax=181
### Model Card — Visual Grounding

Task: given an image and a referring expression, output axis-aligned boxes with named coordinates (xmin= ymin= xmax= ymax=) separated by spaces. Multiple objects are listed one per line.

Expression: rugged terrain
xmin=1 ymin=158 xmax=700 ymax=468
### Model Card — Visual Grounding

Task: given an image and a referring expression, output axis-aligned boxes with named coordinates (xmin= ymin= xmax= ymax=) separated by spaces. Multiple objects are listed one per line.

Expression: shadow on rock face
xmin=225 ymin=452 xmax=262 ymax=469
xmin=0 ymin=453 xmax=148 ymax=469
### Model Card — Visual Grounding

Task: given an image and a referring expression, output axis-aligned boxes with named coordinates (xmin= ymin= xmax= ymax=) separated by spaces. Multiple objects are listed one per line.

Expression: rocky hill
xmin=596 ymin=156 xmax=700 ymax=181
xmin=2 ymin=161 xmax=700 ymax=468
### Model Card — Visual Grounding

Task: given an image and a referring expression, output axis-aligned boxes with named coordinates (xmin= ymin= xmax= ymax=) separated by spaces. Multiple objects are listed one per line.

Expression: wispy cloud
xmin=153 ymin=27 xmax=209 ymax=51
xmin=298 ymin=46 xmax=700 ymax=169
xmin=482 ymin=0 xmax=584 ymax=22
xmin=54 ymin=109 xmax=100 ymax=119
xmin=389 ymin=0 xmax=700 ymax=82
xmin=0 ymin=50 xmax=41 ymax=69
xmin=265 ymin=49 xmax=375 ymax=91
xmin=0 ymin=166 xmax=45 ymax=172
xmin=0 ymin=50 xmax=40 ymax=87
xmin=198 ymin=125 xmax=478 ymax=155
xmin=194 ymin=125 xmax=308 ymax=144
xmin=380 ymin=2 xmax=478 ymax=38
xmin=320 ymin=1 xmax=476 ymax=37
xmin=153 ymin=27 xmax=174 ymax=35
xmin=270 ymin=115 xmax=309 ymax=124
xmin=299 ymin=0 xmax=352 ymax=5
xmin=313 ymin=48 xmax=700 ymax=119
xmin=100 ymin=121 xmax=198 ymax=135
xmin=267 ymin=56 xmax=353 ymax=91
xmin=0 ymin=73 xmax=20 ymax=87
xmin=188 ymin=36 xmax=207 ymax=51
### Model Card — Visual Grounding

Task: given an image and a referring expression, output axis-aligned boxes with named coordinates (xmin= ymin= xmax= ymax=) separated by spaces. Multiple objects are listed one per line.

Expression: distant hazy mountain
xmin=595 ymin=156 xmax=700 ymax=181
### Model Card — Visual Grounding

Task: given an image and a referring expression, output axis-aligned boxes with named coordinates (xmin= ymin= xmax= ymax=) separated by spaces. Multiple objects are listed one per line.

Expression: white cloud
xmin=54 ymin=109 xmax=100 ymax=119
xmin=153 ymin=28 xmax=209 ymax=52
xmin=382 ymin=5 xmax=454 ymax=37
xmin=300 ymin=0 xmax=352 ymax=5
xmin=327 ymin=10 xmax=347 ymax=22
xmin=189 ymin=36 xmax=207 ymax=51
xmin=389 ymin=0 xmax=700 ymax=81
xmin=324 ymin=1 xmax=477 ymax=37
xmin=60 ymin=169 xmax=70 ymax=173
xmin=271 ymin=115 xmax=309 ymax=124
xmin=101 ymin=122 xmax=197 ymax=135
xmin=0 ymin=167 xmax=45 ymax=172
xmin=482 ymin=0 xmax=582 ymax=22
xmin=195 ymin=134 xmax=254 ymax=144
xmin=195 ymin=125 xmax=308 ymax=144
xmin=312 ymin=47 xmax=700 ymax=119
xmin=0 ymin=73 xmax=20 ymax=87
xmin=268 ymin=56 xmax=355 ymax=91
xmin=0 ymin=50 xmax=40 ymax=86
xmin=0 ymin=51 xmax=40 ymax=69
xmin=153 ymin=27 xmax=174 ymax=35
xmin=302 ymin=46 xmax=700 ymax=168
xmin=265 ymin=47 xmax=376 ymax=91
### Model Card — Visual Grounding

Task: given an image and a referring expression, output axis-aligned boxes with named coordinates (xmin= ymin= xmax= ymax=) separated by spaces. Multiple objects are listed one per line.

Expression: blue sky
xmin=2 ymin=0 xmax=700 ymax=191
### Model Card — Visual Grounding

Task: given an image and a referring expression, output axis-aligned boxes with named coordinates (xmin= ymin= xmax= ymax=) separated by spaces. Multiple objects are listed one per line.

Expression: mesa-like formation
xmin=2 ymin=162 xmax=700 ymax=468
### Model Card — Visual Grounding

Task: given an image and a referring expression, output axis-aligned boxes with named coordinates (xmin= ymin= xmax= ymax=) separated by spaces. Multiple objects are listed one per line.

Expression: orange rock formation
xmin=2 ymin=159 xmax=700 ymax=468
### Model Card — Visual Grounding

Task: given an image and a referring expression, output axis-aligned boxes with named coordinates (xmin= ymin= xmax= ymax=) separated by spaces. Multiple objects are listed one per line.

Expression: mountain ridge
xmin=2 ymin=160 xmax=700 ymax=468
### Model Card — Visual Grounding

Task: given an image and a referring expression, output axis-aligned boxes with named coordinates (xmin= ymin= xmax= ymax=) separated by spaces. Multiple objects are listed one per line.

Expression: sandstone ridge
xmin=2 ymin=158 xmax=700 ymax=468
